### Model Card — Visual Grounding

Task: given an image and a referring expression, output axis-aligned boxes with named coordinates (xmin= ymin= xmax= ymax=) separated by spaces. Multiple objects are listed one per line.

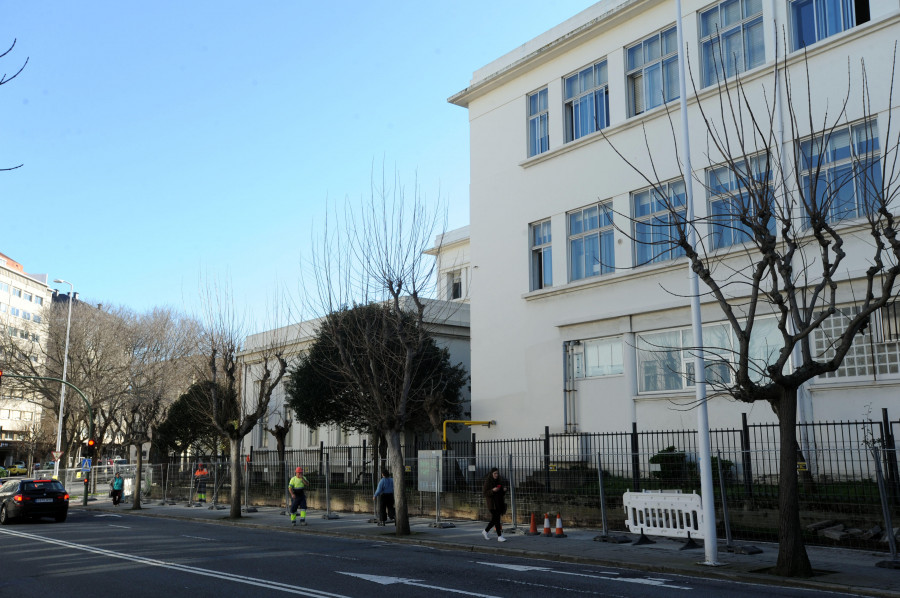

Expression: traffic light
xmin=0 ymin=369 xmax=3 ymax=387
xmin=87 ymin=438 xmax=96 ymax=456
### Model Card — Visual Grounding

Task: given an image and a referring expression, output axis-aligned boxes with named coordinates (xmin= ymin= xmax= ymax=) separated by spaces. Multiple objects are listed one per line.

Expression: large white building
xmin=0 ymin=252 xmax=51 ymax=465
xmin=240 ymin=298 xmax=471 ymax=453
xmin=450 ymin=0 xmax=899 ymax=438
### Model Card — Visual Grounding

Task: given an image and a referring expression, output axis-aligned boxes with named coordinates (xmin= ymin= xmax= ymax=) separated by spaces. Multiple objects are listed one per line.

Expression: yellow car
xmin=6 ymin=463 xmax=27 ymax=476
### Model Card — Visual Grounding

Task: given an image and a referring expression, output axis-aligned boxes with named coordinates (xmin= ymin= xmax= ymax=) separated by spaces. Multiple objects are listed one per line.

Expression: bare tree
xmin=118 ymin=308 xmax=200 ymax=509
xmin=603 ymin=43 xmax=900 ymax=576
xmin=304 ymin=165 xmax=448 ymax=536
xmin=194 ymin=282 xmax=287 ymax=519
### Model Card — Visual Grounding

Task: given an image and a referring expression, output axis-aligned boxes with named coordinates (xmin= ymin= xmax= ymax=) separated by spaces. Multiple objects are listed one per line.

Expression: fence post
xmin=882 ymin=408 xmax=900 ymax=499
xmin=507 ymin=453 xmax=518 ymax=532
xmin=741 ymin=413 xmax=754 ymax=500
xmin=430 ymin=453 xmax=454 ymax=528
xmin=718 ymin=451 xmax=733 ymax=549
xmin=871 ymin=445 xmax=900 ymax=567
xmin=544 ymin=426 xmax=552 ymax=493
xmin=630 ymin=422 xmax=641 ymax=492
xmin=187 ymin=460 xmax=195 ymax=507
xmin=323 ymin=452 xmax=340 ymax=519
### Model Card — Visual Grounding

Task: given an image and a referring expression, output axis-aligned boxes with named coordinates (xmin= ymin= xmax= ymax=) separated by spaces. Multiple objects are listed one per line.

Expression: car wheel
xmin=54 ymin=513 xmax=67 ymax=523
xmin=0 ymin=505 xmax=10 ymax=525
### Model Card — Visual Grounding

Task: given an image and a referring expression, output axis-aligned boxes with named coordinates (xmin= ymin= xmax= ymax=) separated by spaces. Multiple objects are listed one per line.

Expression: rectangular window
xmin=11 ymin=287 xmax=21 ymax=298
xmin=799 ymin=120 xmax=881 ymax=225
xmin=530 ymin=219 xmax=552 ymax=290
xmin=626 ymin=26 xmax=679 ymax=117
xmin=0 ymin=282 xmax=8 ymax=292
xmin=447 ymin=271 xmax=463 ymax=300
xmin=564 ymin=60 xmax=610 ymax=142
xmin=34 ymin=296 xmax=43 ymax=306
xmin=10 ymin=307 xmax=19 ymax=317
xmin=33 ymin=315 xmax=41 ymax=324
xmin=791 ymin=0 xmax=870 ymax=51
xmin=815 ymin=303 xmax=900 ymax=378
xmin=700 ymin=0 xmax=765 ymax=87
xmin=307 ymin=426 xmax=319 ymax=446
xmin=22 ymin=311 xmax=31 ymax=321
xmin=632 ymin=180 xmax=687 ymax=265
xmin=527 ymin=88 xmax=549 ymax=157
xmin=707 ymin=154 xmax=775 ymax=249
xmin=0 ymin=303 xmax=6 ymax=313
xmin=636 ymin=319 xmax=779 ymax=392
xmin=568 ymin=202 xmax=614 ymax=281
xmin=23 ymin=292 xmax=32 ymax=302
xmin=573 ymin=337 xmax=624 ymax=378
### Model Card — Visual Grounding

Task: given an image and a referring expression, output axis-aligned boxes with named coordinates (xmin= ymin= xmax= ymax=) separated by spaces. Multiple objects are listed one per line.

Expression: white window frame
xmin=568 ymin=201 xmax=614 ymax=281
xmin=527 ymin=88 xmax=549 ymax=157
xmin=530 ymin=219 xmax=552 ymax=291
xmin=799 ymin=119 xmax=881 ymax=225
xmin=564 ymin=59 xmax=609 ymax=142
xmin=572 ymin=336 xmax=625 ymax=379
xmin=790 ymin=0 xmax=868 ymax=51
xmin=699 ymin=0 xmax=765 ymax=87
xmin=632 ymin=180 xmax=687 ymax=266
xmin=706 ymin=154 xmax=774 ymax=249
xmin=626 ymin=26 xmax=679 ymax=117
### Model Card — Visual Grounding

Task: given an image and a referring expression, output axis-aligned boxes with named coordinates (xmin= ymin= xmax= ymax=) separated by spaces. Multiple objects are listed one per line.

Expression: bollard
xmin=323 ymin=453 xmax=340 ymax=519
xmin=430 ymin=453 xmax=454 ymax=528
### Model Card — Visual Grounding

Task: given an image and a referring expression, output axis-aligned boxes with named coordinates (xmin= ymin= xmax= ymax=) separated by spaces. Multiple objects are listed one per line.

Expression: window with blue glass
xmin=707 ymin=155 xmax=775 ymax=249
xmin=799 ymin=120 xmax=881 ymax=225
xmin=568 ymin=202 xmax=614 ymax=281
xmin=626 ymin=26 xmax=679 ymax=117
xmin=564 ymin=60 xmax=609 ymax=142
xmin=633 ymin=180 xmax=687 ymax=265
xmin=527 ymin=88 xmax=549 ymax=157
xmin=791 ymin=0 xmax=870 ymax=51
xmin=530 ymin=219 xmax=552 ymax=290
xmin=700 ymin=0 xmax=765 ymax=87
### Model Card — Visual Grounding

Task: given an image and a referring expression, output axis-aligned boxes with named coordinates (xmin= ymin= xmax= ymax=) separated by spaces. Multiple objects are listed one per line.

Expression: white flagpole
xmin=675 ymin=0 xmax=719 ymax=565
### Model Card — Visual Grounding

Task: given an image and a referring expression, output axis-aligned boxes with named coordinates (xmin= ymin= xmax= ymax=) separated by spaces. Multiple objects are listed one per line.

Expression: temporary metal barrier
xmin=623 ymin=490 xmax=704 ymax=540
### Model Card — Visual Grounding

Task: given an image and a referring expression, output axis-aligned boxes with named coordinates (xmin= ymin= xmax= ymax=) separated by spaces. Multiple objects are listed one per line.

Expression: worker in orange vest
xmin=194 ymin=462 xmax=210 ymax=503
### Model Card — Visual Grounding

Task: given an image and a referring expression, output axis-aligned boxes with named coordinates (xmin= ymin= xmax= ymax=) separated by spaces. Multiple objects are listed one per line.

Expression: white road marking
xmin=0 ymin=528 xmax=350 ymax=597
xmin=337 ymin=572 xmax=502 ymax=597
xmin=476 ymin=561 xmax=690 ymax=590
xmin=94 ymin=514 xmax=122 ymax=518
xmin=181 ymin=535 xmax=216 ymax=541
xmin=107 ymin=524 xmax=131 ymax=529
xmin=500 ymin=577 xmax=627 ymax=597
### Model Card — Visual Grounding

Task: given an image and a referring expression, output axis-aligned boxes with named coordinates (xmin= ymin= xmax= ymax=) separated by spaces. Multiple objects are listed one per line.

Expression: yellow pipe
xmin=443 ymin=420 xmax=495 ymax=450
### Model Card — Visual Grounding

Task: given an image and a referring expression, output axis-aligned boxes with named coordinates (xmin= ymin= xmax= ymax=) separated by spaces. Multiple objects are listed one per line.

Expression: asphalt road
xmin=0 ymin=509 xmax=859 ymax=597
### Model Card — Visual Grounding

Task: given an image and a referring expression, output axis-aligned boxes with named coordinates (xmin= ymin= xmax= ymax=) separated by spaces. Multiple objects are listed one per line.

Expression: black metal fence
xmin=141 ymin=412 xmax=900 ymax=551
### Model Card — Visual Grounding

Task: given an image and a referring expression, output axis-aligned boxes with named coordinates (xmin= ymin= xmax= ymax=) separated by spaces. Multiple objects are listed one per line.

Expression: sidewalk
xmin=73 ymin=500 xmax=900 ymax=597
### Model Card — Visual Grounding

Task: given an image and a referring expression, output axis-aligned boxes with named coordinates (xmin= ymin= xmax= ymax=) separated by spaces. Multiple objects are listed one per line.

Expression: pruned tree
xmin=602 ymin=41 xmax=900 ymax=577
xmin=194 ymin=283 xmax=288 ymax=518
xmin=118 ymin=308 xmax=200 ymax=509
xmin=301 ymin=165 xmax=457 ymax=536
xmin=155 ymin=382 xmax=225 ymax=459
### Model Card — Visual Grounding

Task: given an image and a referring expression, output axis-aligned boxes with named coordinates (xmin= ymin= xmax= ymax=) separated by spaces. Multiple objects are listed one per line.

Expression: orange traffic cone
xmin=541 ymin=512 xmax=552 ymax=537
xmin=554 ymin=512 xmax=567 ymax=538
xmin=525 ymin=512 xmax=540 ymax=536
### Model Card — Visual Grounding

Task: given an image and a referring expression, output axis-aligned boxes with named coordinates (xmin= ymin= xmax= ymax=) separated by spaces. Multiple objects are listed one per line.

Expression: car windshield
xmin=23 ymin=481 xmax=65 ymax=493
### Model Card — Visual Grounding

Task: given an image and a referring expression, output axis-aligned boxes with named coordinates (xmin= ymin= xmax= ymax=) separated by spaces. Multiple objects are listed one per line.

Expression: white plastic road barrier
xmin=623 ymin=490 xmax=704 ymax=540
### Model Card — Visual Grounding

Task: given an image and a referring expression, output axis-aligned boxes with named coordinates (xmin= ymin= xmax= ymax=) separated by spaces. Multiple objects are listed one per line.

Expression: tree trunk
xmin=773 ymin=386 xmax=813 ymax=577
xmin=229 ymin=438 xmax=242 ymax=518
xmin=386 ymin=429 xmax=410 ymax=535
xmin=131 ymin=444 xmax=144 ymax=510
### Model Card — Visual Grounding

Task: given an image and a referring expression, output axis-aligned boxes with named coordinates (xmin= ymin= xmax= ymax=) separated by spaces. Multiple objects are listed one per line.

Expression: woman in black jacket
xmin=482 ymin=467 xmax=507 ymax=542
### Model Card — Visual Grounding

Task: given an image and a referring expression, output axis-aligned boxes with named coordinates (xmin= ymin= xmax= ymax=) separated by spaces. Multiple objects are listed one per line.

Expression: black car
xmin=0 ymin=478 xmax=69 ymax=524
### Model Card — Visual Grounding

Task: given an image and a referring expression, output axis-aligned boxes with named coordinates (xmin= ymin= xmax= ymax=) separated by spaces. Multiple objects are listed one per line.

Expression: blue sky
xmin=1 ymin=1 xmax=593 ymax=331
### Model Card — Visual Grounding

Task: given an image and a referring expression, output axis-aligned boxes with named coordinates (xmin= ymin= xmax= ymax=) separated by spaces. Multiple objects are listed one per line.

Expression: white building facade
xmin=450 ymin=0 xmax=899 ymax=438
xmin=0 ymin=252 xmax=51 ymax=464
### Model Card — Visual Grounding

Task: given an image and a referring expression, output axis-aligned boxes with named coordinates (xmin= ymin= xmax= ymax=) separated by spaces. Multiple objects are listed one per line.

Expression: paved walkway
xmin=73 ymin=500 xmax=900 ymax=597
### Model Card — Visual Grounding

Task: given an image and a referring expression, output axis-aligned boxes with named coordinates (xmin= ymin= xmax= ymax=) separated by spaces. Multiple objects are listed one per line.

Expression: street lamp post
xmin=52 ymin=279 xmax=74 ymax=480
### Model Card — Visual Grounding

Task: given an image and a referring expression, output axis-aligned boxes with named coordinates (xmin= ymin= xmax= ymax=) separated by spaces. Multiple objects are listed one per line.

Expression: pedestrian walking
xmin=289 ymin=466 xmax=310 ymax=526
xmin=373 ymin=469 xmax=395 ymax=525
xmin=194 ymin=462 xmax=209 ymax=504
xmin=110 ymin=472 xmax=124 ymax=506
xmin=482 ymin=467 xmax=507 ymax=542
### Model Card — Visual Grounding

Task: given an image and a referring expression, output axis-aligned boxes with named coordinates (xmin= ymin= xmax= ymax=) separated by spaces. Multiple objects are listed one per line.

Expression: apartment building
xmin=449 ymin=0 xmax=898 ymax=438
xmin=0 ymin=252 xmax=51 ymax=465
